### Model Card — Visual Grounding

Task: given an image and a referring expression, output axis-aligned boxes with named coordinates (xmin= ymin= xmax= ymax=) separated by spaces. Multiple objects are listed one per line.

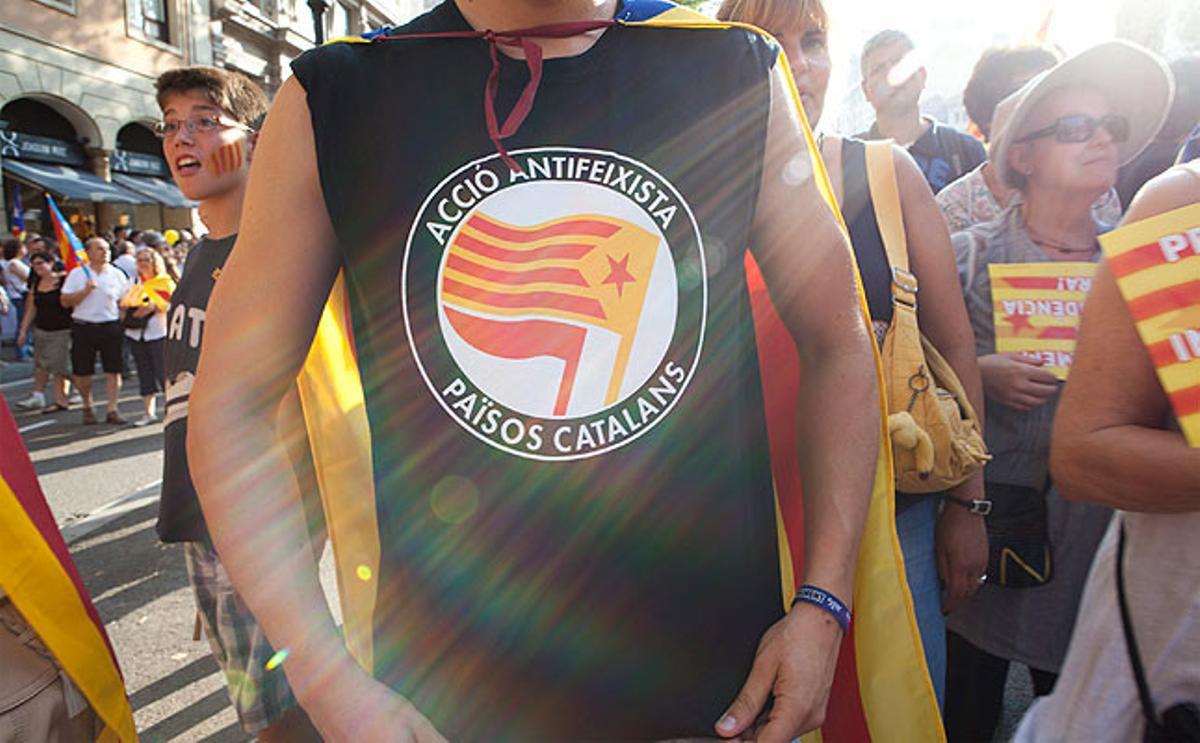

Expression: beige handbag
xmin=864 ymin=141 xmax=990 ymax=493
xmin=0 ymin=600 xmax=95 ymax=742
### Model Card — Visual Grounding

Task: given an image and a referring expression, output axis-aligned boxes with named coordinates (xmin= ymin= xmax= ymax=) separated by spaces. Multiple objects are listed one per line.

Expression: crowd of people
xmin=1 ymin=228 xmax=193 ymax=425
xmin=2 ymin=0 xmax=1198 ymax=741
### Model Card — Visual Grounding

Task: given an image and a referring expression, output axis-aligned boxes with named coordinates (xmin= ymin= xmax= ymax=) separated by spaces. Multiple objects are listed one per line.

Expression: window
xmin=128 ymin=0 xmax=170 ymax=44
xmin=328 ymin=2 xmax=353 ymax=39
xmin=33 ymin=0 xmax=77 ymax=13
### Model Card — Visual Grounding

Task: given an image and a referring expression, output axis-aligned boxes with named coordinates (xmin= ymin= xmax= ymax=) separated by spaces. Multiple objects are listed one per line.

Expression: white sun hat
xmin=991 ymin=40 xmax=1173 ymax=188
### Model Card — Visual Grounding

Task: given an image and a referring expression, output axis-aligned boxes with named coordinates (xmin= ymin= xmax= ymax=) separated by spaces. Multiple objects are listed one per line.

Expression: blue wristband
xmin=791 ymin=585 xmax=851 ymax=633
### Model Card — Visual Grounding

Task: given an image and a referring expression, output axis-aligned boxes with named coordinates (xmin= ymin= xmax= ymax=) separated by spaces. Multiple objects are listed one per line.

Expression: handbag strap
xmin=1116 ymin=521 xmax=1163 ymax=729
xmin=863 ymin=141 xmax=918 ymax=305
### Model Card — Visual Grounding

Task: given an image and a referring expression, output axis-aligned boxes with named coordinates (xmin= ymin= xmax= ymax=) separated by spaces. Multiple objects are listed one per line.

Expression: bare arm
xmin=1051 ymin=166 xmax=1200 ymax=512
xmin=186 ymin=77 xmax=441 ymax=741
xmin=893 ymin=148 xmax=989 ymax=605
xmin=718 ymin=62 xmax=879 ymax=743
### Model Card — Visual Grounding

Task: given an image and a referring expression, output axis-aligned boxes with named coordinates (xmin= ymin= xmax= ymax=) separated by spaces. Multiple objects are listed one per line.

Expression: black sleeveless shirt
xmin=292 ymin=3 xmax=786 ymax=738
xmin=32 ymin=277 xmax=72 ymax=332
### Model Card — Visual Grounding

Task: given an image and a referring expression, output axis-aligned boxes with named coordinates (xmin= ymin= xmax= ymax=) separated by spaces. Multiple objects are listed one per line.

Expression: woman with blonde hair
xmin=120 ymin=248 xmax=175 ymax=426
xmin=719 ymin=0 xmax=989 ymax=707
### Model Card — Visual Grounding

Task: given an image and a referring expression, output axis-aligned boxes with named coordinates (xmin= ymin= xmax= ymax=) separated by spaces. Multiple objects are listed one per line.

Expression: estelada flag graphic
xmin=988 ymin=262 xmax=1097 ymax=380
xmin=0 ymin=396 xmax=137 ymax=741
xmin=1100 ymin=202 xmax=1200 ymax=446
xmin=441 ymin=212 xmax=659 ymax=415
xmin=46 ymin=192 xmax=91 ymax=276
xmin=301 ymin=4 xmax=943 ymax=741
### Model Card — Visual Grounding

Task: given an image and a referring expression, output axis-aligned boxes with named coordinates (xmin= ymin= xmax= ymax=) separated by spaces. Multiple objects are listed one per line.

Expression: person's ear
xmin=245 ymin=130 xmax=260 ymax=162
xmin=1008 ymin=142 xmax=1033 ymax=177
xmin=915 ymin=66 xmax=927 ymax=90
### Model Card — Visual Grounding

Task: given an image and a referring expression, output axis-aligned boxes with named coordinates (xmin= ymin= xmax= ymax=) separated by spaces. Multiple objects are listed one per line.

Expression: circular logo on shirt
xmin=402 ymin=147 xmax=707 ymax=461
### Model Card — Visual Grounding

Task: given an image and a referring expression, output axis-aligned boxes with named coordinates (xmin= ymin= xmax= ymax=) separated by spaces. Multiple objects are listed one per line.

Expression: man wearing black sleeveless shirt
xmin=189 ymin=2 xmax=882 ymax=741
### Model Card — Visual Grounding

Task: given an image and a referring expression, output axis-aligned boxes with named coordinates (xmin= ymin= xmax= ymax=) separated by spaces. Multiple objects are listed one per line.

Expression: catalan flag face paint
xmin=208 ymin=141 xmax=245 ymax=177
xmin=404 ymin=147 xmax=706 ymax=461
xmin=160 ymin=91 xmax=255 ymax=202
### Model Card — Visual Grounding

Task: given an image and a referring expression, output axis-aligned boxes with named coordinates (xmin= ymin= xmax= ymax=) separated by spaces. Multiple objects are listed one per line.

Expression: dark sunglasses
xmin=1015 ymin=113 xmax=1130 ymax=145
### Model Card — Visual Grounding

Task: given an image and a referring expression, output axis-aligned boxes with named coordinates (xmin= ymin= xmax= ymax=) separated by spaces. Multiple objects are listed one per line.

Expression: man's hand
xmin=935 ymin=503 xmax=988 ymax=613
xmin=716 ymin=603 xmax=842 ymax=742
xmin=299 ymin=663 xmax=447 ymax=743
xmin=978 ymin=352 xmax=1058 ymax=410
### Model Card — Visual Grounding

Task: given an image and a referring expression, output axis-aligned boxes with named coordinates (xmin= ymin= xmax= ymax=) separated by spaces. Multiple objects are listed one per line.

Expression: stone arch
xmin=116 ymin=120 xmax=161 ymax=155
xmin=0 ymin=93 xmax=102 ymax=148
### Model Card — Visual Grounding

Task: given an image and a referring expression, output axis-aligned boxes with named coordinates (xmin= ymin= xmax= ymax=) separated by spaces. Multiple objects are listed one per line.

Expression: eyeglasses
xmin=153 ymin=114 xmax=254 ymax=139
xmin=1015 ymin=114 xmax=1130 ymax=145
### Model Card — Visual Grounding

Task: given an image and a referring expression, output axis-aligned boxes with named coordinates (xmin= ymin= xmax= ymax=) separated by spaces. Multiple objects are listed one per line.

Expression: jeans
xmin=896 ymin=495 xmax=946 ymax=708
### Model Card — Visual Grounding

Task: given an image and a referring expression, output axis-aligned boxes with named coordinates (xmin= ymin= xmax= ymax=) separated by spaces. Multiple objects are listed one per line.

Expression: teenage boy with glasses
xmin=154 ymin=66 xmax=323 ymax=743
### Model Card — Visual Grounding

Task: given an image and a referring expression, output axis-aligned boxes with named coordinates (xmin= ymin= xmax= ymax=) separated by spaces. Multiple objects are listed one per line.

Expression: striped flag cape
xmin=297 ymin=3 xmax=942 ymax=740
xmin=0 ymin=396 xmax=137 ymax=741
xmin=46 ymin=192 xmax=90 ymax=276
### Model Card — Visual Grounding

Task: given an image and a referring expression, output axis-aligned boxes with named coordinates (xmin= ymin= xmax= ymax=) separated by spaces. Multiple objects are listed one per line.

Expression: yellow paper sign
xmin=988 ymin=262 xmax=1097 ymax=380
xmin=1099 ymin=203 xmax=1200 ymax=447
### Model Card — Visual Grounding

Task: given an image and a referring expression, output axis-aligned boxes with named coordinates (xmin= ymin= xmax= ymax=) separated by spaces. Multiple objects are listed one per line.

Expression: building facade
xmin=0 ymin=0 xmax=431 ymax=238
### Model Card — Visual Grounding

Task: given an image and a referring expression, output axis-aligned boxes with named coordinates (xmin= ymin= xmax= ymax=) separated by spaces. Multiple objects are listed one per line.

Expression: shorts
xmin=70 ymin=321 xmax=123 ymax=376
xmin=33 ymin=328 xmax=71 ymax=376
xmin=183 ymin=542 xmax=299 ymax=734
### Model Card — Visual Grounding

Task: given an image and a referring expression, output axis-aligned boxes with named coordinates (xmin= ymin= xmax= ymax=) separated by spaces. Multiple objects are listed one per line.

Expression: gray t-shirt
xmin=945 ymin=206 xmax=1112 ymax=671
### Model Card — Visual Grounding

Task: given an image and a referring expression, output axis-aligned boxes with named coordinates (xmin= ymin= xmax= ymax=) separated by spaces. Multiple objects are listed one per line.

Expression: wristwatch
xmin=945 ymin=494 xmax=992 ymax=516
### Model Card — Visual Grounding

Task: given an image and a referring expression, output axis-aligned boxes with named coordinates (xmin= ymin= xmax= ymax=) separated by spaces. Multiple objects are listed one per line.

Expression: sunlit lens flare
xmin=886 ymin=49 xmax=922 ymax=89
xmin=265 ymin=648 xmax=289 ymax=671
xmin=430 ymin=475 xmax=480 ymax=525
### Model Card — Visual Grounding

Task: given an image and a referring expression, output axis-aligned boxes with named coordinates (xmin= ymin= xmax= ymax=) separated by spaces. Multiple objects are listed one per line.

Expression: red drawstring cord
xmin=375 ymin=21 xmax=616 ymax=172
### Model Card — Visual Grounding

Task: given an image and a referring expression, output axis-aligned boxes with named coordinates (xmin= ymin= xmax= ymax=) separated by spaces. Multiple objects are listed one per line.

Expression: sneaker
xmin=105 ymin=411 xmax=127 ymax=425
xmin=68 ymin=392 xmax=83 ymax=405
xmin=17 ymin=392 xmax=46 ymax=410
xmin=132 ymin=414 xmax=156 ymax=427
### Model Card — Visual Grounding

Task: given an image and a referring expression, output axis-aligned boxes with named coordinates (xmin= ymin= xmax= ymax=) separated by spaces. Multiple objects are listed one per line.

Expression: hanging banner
xmin=1099 ymin=203 xmax=1200 ymax=447
xmin=988 ymin=261 xmax=1097 ymax=380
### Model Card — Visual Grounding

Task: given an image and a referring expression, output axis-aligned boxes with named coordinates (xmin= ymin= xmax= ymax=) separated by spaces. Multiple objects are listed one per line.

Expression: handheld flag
xmin=0 ymin=396 xmax=137 ymax=741
xmin=121 ymin=274 xmax=176 ymax=313
xmin=1100 ymin=202 xmax=1200 ymax=446
xmin=11 ymin=188 xmax=25 ymax=239
xmin=46 ymin=193 xmax=91 ymax=278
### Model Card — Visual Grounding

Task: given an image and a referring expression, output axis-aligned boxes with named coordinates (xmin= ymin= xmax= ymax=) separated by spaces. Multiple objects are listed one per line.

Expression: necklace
xmin=1023 ymin=219 xmax=1098 ymax=256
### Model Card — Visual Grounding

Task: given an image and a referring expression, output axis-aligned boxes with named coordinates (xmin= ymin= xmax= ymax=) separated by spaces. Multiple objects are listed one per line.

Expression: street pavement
xmin=3 ymin=357 xmax=1034 ymax=741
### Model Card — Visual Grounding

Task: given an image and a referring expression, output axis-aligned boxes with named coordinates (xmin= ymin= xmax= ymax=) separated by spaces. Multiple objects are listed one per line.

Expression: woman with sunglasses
xmin=943 ymin=41 xmax=1172 ymax=741
xmin=120 ymin=249 xmax=175 ymax=427
xmin=15 ymin=250 xmax=72 ymax=413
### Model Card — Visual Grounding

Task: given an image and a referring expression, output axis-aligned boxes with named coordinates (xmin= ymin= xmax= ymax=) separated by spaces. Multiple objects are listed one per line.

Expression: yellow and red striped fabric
xmin=1100 ymin=202 xmax=1200 ymax=446
xmin=0 ymin=396 xmax=136 ymax=742
xmin=298 ymin=5 xmax=942 ymax=740
xmin=988 ymin=262 xmax=1097 ymax=380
